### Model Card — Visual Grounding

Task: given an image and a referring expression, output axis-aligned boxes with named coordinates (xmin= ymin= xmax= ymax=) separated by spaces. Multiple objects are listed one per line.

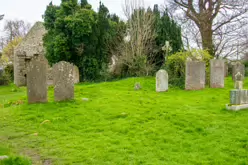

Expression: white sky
xmin=0 ymin=0 xmax=164 ymax=34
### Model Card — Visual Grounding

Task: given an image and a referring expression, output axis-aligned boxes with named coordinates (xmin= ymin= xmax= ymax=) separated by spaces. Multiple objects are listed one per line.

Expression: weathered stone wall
xmin=185 ymin=61 xmax=206 ymax=90
xmin=14 ymin=22 xmax=47 ymax=87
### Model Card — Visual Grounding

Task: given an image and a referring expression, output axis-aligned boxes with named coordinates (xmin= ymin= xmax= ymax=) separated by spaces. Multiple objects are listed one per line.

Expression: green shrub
xmin=4 ymin=64 xmax=14 ymax=82
xmin=166 ymin=49 xmax=212 ymax=88
xmin=0 ymin=156 xmax=31 ymax=165
xmin=0 ymin=72 xmax=11 ymax=86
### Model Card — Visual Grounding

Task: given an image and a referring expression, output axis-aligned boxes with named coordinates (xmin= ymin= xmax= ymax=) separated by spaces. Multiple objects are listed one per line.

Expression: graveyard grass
xmin=1 ymin=77 xmax=248 ymax=165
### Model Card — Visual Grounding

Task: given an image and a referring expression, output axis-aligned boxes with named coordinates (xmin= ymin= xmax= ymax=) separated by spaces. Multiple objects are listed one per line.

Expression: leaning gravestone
xmin=53 ymin=61 xmax=74 ymax=101
xmin=27 ymin=57 xmax=48 ymax=104
xmin=232 ymin=62 xmax=245 ymax=81
xmin=73 ymin=65 xmax=80 ymax=84
xmin=185 ymin=61 xmax=206 ymax=90
xmin=210 ymin=59 xmax=225 ymax=88
xmin=156 ymin=69 xmax=168 ymax=92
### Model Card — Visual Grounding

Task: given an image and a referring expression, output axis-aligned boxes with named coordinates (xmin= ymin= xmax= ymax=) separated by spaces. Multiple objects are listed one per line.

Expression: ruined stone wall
xmin=14 ymin=22 xmax=47 ymax=86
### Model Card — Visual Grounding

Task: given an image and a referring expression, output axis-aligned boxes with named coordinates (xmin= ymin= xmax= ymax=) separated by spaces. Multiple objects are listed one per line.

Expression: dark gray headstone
xmin=53 ymin=61 xmax=74 ymax=102
xmin=27 ymin=57 xmax=48 ymax=104
xmin=210 ymin=59 xmax=225 ymax=88
xmin=185 ymin=61 xmax=205 ymax=90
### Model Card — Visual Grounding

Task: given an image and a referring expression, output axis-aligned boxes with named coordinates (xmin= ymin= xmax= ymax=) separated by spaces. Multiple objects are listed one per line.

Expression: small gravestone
xmin=73 ymin=65 xmax=80 ymax=84
xmin=134 ymin=82 xmax=141 ymax=90
xmin=185 ymin=61 xmax=205 ymax=90
xmin=27 ymin=57 xmax=48 ymax=104
xmin=53 ymin=61 xmax=74 ymax=101
xmin=210 ymin=59 xmax=225 ymax=88
xmin=232 ymin=62 xmax=245 ymax=81
xmin=227 ymin=73 xmax=248 ymax=111
xmin=234 ymin=72 xmax=243 ymax=89
xmin=156 ymin=69 xmax=168 ymax=92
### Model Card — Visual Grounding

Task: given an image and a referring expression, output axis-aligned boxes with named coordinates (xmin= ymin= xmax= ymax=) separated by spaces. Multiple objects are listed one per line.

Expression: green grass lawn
xmin=1 ymin=77 xmax=248 ymax=165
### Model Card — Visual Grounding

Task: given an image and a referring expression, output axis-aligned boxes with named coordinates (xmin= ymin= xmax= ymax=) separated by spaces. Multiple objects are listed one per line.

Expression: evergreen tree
xmin=43 ymin=0 xmax=125 ymax=81
xmin=153 ymin=5 xmax=183 ymax=67
xmin=80 ymin=0 xmax=88 ymax=8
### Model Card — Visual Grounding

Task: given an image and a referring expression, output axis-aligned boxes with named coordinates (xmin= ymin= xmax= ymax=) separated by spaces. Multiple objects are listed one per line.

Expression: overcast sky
xmin=0 ymin=0 xmax=164 ymax=34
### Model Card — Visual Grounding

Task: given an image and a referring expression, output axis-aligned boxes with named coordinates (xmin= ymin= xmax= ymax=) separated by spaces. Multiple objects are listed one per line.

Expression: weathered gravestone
xmin=27 ymin=57 xmax=48 ymax=104
xmin=53 ymin=61 xmax=74 ymax=101
xmin=232 ymin=62 xmax=245 ymax=81
xmin=210 ymin=59 xmax=225 ymax=88
xmin=73 ymin=65 xmax=80 ymax=84
xmin=227 ymin=73 xmax=248 ymax=111
xmin=156 ymin=69 xmax=168 ymax=92
xmin=185 ymin=61 xmax=205 ymax=90
xmin=229 ymin=89 xmax=248 ymax=105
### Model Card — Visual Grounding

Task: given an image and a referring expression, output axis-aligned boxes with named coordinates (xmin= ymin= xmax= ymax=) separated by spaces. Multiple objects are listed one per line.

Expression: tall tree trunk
xmin=199 ymin=24 xmax=214 ymax=57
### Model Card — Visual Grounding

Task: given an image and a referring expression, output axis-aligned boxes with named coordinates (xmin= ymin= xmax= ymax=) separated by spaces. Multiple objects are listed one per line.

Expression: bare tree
xmin=0 ymin=19 xmax=31 ymax=52
xmin=115 ymin=0 xmax=156 ymax=76
xmin=3 ymin=19 xmax=31 ymax=43
xmin=169 ymin=0 xmax=248 ymax=57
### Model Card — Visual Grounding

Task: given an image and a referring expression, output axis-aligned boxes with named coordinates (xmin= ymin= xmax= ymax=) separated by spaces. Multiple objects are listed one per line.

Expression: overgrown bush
xmin=0 ymin=156 xmax=31 ymax=165
xmin=4 ymin=64 xmax=14 ymax=81
xmin=0 ymin=72 xmax=11 ymax=86
xmin=166 ymin=49 xmax=211 ymax=88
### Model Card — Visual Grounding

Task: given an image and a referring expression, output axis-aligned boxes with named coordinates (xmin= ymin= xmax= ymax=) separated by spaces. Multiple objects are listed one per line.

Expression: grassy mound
xmin=0 ymin=77 xmax=248 ymax=164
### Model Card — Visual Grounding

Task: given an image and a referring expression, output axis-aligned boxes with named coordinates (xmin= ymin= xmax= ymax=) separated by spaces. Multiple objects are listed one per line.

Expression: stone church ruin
xmin=14 ymin=22 xmax=47 ymax=87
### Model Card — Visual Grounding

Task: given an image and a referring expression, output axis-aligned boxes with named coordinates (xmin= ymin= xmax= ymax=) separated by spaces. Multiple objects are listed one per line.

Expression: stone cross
xmin=234 ymin=72 xmax=243 ymax=89
xmin=232 ymin=62 xmax=245 ymax=81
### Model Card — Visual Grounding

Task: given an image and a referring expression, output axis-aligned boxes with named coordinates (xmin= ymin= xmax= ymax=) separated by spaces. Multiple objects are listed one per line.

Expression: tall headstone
xmin=53 ymin=61 xmax=74 ymax=101
xmin=232 ymin=62 xmax=245 ymax=81
xmin=73 ymin=65 xmax=80 ymax=84
xmin=156 ymin=69 xmax=168 ymax=92
xmin=27 ymin=57 xmax=48 ymax=104
xmin=210 ymin=59 xmax=225 ymax=88
xmin=185 ymin=61 xmax=206 ymax=90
